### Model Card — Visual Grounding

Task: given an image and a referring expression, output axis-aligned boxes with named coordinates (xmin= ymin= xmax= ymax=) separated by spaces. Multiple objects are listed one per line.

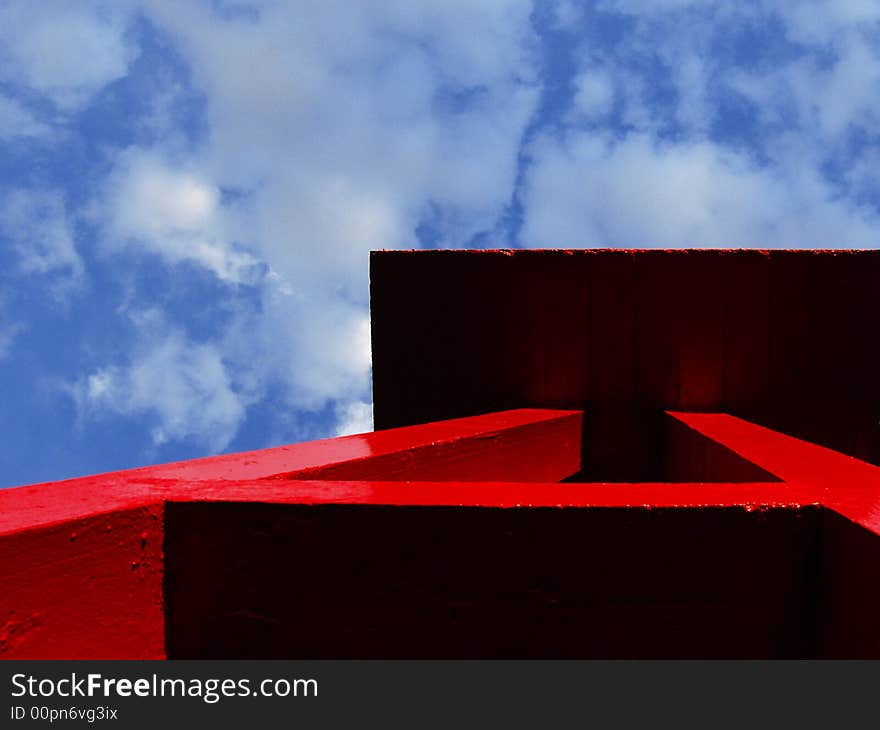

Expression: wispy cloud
xmin=0 ymin=2 xmax=137 ymax=111
xmin=96 ymin=147 xmax=260 ymax=284
xmin=73 ymin=309 xmax=248 ymax=452
xmin=74 ymin=0 xmax=541 ymax=445
xmin=0 ymin=188 xmax=82 ymax=278
xmin=519 ymin=0 xmax=880 ymax=249
xmin=0 ymin=95 xmax=52 ymax=140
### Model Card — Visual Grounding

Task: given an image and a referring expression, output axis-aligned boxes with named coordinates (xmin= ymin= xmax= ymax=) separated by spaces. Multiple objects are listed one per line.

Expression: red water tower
xmin=2 ymin=249 xmax=879 ymax=658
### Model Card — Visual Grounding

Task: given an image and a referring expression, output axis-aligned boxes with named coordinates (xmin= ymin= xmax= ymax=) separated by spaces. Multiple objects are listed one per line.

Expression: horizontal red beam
xmin=164 ymin=501 xmax=822 ymax=659
xmin=161 ymin=479 xmax=817 ymax=509
xmin=0 ymin=409 xmax=582 ymax=534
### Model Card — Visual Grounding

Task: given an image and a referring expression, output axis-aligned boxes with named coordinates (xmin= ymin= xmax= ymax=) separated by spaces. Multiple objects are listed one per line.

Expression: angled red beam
xmin=668 ymin=411 xmax=880 ymax=533
xmin=0 ymin=409 xmax=581 ymax=534
xmin=667 ymin=411 xmax=880 ymax=484
xmin=146 ymin=407 xmax=581 ymax=482
xmin=667 ymin=411 xmax=880 ymax=657
xmin=0 ymin=409 xmax=581 ymax=659
xmin=276 ymin=410 xmax=582 ymax=482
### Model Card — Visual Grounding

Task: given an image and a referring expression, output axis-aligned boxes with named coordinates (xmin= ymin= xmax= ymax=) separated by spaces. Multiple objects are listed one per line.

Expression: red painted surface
xmin=371 ymin=249 xmax=880 ymax=472
xmin=0 ymin=505 xmax=164 ymax=659
xmin=3 ymin=249 xmax=880 ymax=658
xmin=1 ymin=409 xmax=584 ymax=658
xmin=3 ymin=407 xmax=879 ymax=658
xmin=164 ymin=503 xmax=821 ymax=658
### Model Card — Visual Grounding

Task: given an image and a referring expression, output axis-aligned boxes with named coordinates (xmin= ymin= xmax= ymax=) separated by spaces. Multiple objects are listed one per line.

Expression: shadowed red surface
xmin=371 ymin=249 xmax=880 ymax=476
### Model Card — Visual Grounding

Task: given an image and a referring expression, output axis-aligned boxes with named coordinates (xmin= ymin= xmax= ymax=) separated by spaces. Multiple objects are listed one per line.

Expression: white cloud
xmin=596 ymin=0 xmax=880 ymax=146
xmin=0 ymin=0 xmax=138 ymax=110
xmin=600 ymin=0 xmax=701 ymax=10
xmin=0 ymin=189 xmax=82 ymax=278
xmin=776 ymin=0 xmax=880 ymax=45
xmin=31 ymin=0 xmax=880 ymax=456
xmin=75 ymin=312 xmax=248 ymax=452
xmin=0 ymin=2 xmax=137 ymax=110
xmin=98 ymin=148 xmax=260 ymax=284
xmin=79 ymin=0 xmax=541 ymax=443
xmin=222 ymin=286 xmax=373 ymax=415
xmin=550 ymin=0 xmax=585 ymax=29
xmin=0 ymin=323 xmax=20 ymax=360
xmin=518 ymin=0 xmax=880 ymax=252
xmin=0 ymin=95 xmax=51 ymax=139
xmin=671 ymin=53 xmax=712 ymax=135
xmin=9 ymin=0 xmax=880 ymax=461
xmin=0 ymin=299 xmax=23 ymax=361
xmin=334 ymin=400 xmax=374 ymax=437
xmin=520 ymin=132 xmax=880 ymax=248
xmin=138 ymin=0 xmax=538 ymax=270
xmin=571 ymin=70 xmax=615 ymax=120
xmin=727 ymin=32 xmax=880 ymax=146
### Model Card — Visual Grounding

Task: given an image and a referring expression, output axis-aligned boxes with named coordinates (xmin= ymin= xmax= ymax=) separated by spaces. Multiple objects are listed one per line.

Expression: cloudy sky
xmin=2 ymin=0 xmax=879 ymax=487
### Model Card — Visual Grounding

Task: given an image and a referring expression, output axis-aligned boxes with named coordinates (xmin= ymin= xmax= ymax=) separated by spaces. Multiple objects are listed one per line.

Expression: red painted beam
xmin=0 ymin=409 xmax=581 ymax=658
xmin=0 ymin=504 xmax=164 ymax=659
xmin=2 ymin=406 xmax=880 ymax=658
xmin=158 ymin=479 xmax=814 ymax=509
xmin=668 ymin=411 xmax=880 ymax=533
xmin=276 ymin=409 xmax=582 ymax=482
xmin=163 ymin=502 xmax=822 ymax=658
xmin=0 ymin=409 xmax=581 ymax=533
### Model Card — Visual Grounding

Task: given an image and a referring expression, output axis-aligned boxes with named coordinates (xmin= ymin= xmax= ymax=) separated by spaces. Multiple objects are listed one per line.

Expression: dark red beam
xmin=370 ymin=249 xmax=880 ymax=471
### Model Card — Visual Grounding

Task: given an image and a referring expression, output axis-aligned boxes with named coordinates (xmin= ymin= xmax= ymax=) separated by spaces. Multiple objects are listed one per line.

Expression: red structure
xmin=2 ymin=249 xmax=880 ymax=658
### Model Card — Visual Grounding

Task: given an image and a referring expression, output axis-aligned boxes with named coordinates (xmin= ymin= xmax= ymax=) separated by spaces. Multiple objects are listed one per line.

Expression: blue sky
xmin=2 ymin=0 xmax=880 ymax=488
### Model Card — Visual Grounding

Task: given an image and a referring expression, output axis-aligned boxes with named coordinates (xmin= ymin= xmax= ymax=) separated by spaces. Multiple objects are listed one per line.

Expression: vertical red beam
xmin=515 ymin=251 xmax=592 ymax=407
xmin=586 ymin=250 xmax=639 ymax=479
xmin=722 ymin=250 xmax=770 ymax=423
xmin=849 ymin=252 xmax=880 ymax=464
xmin=817 ymin=511 xmax=880 ymax=658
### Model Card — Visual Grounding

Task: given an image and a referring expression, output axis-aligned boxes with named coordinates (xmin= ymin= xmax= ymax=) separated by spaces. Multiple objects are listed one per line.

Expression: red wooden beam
xmin=0 ymin=504 xmax=164 ymax=660
xmin=1 ymin=409 xmax=581 ymax=659
xmin=3 ymin=406 xmax=880 ymax=658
